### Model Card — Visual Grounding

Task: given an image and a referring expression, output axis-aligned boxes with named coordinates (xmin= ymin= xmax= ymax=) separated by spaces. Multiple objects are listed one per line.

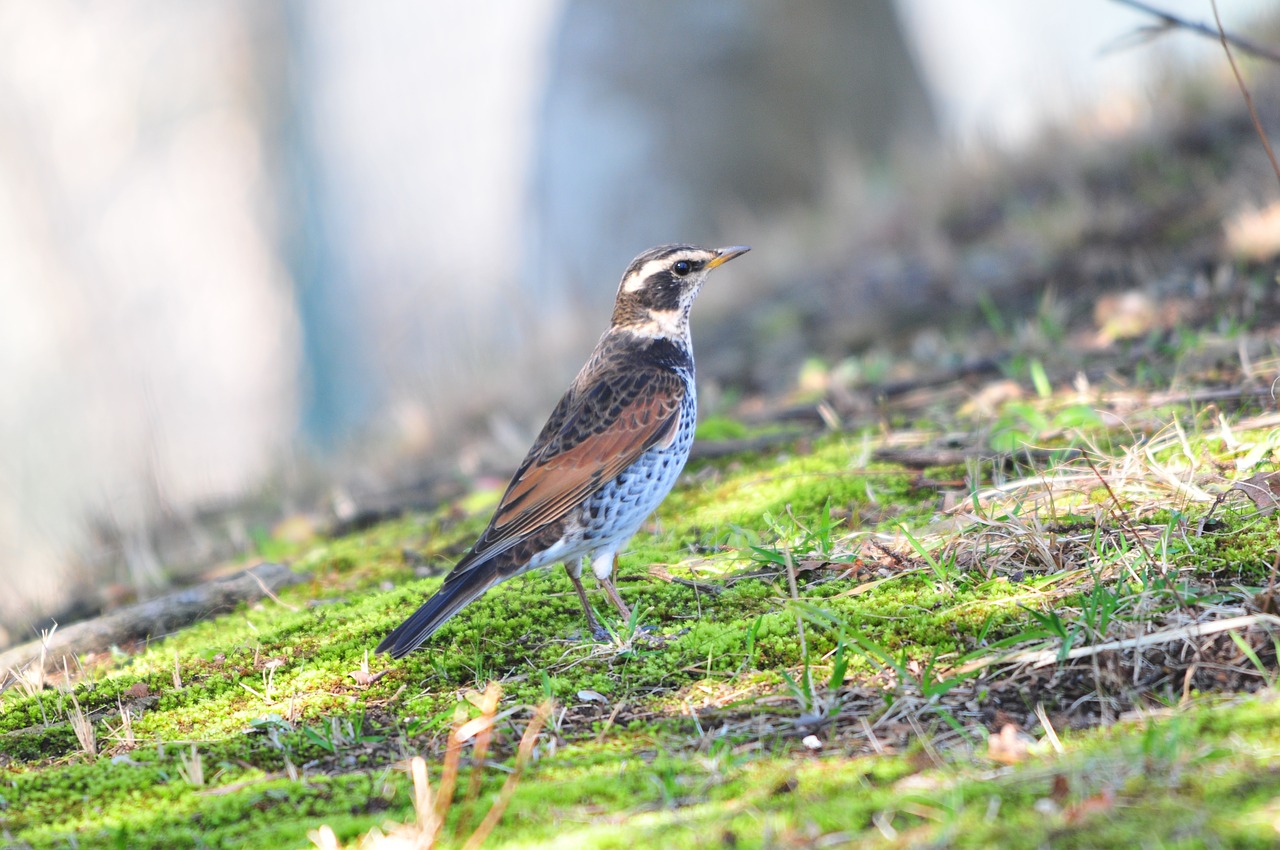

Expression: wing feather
xmin=458 ymin=365 xmax=685 ymax=569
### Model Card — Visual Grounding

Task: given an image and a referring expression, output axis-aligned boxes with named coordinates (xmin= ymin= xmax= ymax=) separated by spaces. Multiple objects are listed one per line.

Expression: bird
xmin=377 ymin=244 xmax=750 ymax=657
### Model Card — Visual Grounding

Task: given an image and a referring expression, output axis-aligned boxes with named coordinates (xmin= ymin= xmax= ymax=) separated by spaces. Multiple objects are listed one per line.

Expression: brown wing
xmin=459 ymin=365 xmax=685 ymax=568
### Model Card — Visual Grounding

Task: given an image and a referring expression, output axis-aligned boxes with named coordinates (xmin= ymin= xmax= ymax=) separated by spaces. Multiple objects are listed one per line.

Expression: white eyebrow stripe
xmin=623 ymin=256 xmax=691 ymax=293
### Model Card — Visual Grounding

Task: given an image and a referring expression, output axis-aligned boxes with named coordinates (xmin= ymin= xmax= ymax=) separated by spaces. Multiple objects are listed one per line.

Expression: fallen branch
xmin=689 ymin=430 xmax=812 ymax=460
xmin=1105 ymin=386 xmax=1278 ymax=408
xmin=1 ymin=562 xmax=304 ymax=688
xmin=877 ymin=358 xmax=1004 ymax=398
xmin=873 ymin=445 xmax=1081 ymax=468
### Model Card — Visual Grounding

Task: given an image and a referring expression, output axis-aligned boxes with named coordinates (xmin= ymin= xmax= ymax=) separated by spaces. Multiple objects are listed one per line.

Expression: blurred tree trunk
xmin=529 ymin=0 xmax=937 ymax=303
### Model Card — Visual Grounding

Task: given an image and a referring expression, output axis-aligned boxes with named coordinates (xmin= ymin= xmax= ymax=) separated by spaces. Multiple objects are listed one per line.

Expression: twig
xmin=1211 ymin=0 xmax=1280 ymax=188
xmin=1257 ymin=549 xmax=1280 ymax=615
xmin=1109 ymin=0 xmax=1280 ymax=64
xmin=1194 ymin=485 xmax=1238 ymax=535
xmin=1019 ymin=613 xmax=1280 ymax=669
xmin=873 ymin=445 xmax=1081 ymax=468
xmin=784 ymin=545 xmax=813 ymax=707
xmin=1108 ymin=387 xmax=1277 ymax=407
xmin=635 ymin=564 xmax=724 ymax=595
xmin=248 ymin=567 xmax=300 ymax=612
xmin=1084 ymin=454 xmax=1163 ymax=579
xmin=958 ymin=613 xmax=1280 ymax=674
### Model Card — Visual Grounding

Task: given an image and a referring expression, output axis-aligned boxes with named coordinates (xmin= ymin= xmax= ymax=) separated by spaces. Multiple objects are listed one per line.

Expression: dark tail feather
xmin=376 ymin=565 xmax=498 ymax=658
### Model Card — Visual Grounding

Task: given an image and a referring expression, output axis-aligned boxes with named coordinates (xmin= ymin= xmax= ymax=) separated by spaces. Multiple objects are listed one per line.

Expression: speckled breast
xmin=580 ymin=378 xmax=698 ymax=548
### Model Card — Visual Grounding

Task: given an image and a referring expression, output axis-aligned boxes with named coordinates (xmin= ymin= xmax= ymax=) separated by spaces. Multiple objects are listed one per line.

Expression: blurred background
xmin=1 ymin=0 xmax=1276 ymax=644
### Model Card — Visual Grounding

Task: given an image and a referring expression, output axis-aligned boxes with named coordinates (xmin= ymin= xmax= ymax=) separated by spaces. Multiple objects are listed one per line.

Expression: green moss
xmin=6 ymin=380 xmax=1280 ymax=848
xmin=1180 ymin=507 xmax=1280 ymax=583
xmin=693 ymin=415 xmax=749 ymax=441
xmin=0 ymin=722 xmax=81 ymax=762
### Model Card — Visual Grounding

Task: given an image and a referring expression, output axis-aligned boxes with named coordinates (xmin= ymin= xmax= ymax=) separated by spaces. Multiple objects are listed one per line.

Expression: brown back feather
xmin=456 ymin=347 xmax=686 ymax=571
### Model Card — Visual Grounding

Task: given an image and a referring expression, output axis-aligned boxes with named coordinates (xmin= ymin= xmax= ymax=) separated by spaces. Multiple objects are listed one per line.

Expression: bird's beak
xmin=705 ymin=245 xmax=751 ymax=269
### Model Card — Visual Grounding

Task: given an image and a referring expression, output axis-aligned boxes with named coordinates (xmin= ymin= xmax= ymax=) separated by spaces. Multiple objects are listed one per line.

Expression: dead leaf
xmin=1065 ymin=789 xmax=1115 ymax=824
xmin=1225 ymin=200 xmax=1280 ymax=261
xmin=1051 ymin=774 xmax=1070 ymax=804
xmin=893 ymin=772 xmax=946 ymax=792
xmin=986 ymin=723 xmax=1031 ymax=765
xmin=958 ymin=380 xmax=1023 ymax=417
xmin=772 ymin=776 xmax=799 ymax=795
xmin=1230 ymin=471 xmax=1280 ymax=512
xmin=1095 ymin=291 xmax=1157 ymax=343
xmin=349 ymin=669 xmax=388 ymax=687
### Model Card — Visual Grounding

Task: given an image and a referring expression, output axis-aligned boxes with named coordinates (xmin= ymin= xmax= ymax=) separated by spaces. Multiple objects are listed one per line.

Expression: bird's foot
xmin=569 ymin=606 xmax=612 ymax=642
xmin=574 ymin=618 xmax=646 ymax=645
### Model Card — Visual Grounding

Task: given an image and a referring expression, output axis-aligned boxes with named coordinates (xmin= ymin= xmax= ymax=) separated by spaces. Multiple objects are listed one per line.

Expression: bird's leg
xmin=599 ymin=575 xmax=632 ymax=624
xmin=590 ymin=550 xmax=633 ymax=624
xmin=564 ymin=560 xmax=609 ymax=641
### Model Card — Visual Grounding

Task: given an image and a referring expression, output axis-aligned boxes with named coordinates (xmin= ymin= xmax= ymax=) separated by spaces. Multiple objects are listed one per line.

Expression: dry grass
xmin=62 ymin=658 xmax=96 ymax=759
xmin=178 ymin=745 xmax=204 ymax=787
xmin=4 ymin=624 xmax=55 ymax=704
xmin=308 ymin=684 xmax=550 ymax=850
xmin=105 ymin=696 xmax=137 ymax=750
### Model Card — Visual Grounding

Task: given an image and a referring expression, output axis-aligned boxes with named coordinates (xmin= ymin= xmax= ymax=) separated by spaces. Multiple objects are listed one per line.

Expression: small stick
xmin=1109 ymin=0 xmax=1280 ymax=64
xmin=957 ymin=613 xmax=1280 ymax=674
xmin=782 ymin=539 xmax=814 ymax=708
xmin=1211 ymin=0 xmax=1280 ymax=188
xmin=1084 ymin=454 xmax=1163 ymax=578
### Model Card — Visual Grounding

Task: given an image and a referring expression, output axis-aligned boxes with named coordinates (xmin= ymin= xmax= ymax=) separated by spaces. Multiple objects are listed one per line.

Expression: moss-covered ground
xmin=4 ymin=304 xmax=1280 ymax=848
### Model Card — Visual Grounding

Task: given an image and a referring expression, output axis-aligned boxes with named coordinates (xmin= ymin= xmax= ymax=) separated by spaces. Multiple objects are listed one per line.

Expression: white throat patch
xmin=628 ymin=307 xmax=685 ymax=339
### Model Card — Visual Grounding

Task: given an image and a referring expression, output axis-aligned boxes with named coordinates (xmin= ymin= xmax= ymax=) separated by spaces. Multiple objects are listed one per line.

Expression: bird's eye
xmin=672 ymin=260 xmax=692 ymax=276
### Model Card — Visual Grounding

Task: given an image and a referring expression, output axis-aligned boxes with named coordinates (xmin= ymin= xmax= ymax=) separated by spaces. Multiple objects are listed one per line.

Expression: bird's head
xmin=610 ymin=244 xmax=750 ymax=340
